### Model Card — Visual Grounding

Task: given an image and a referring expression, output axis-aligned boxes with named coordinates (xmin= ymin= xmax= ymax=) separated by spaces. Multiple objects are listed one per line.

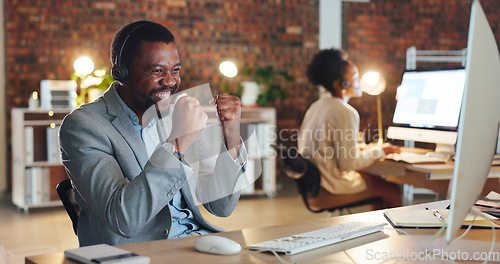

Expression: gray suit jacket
xmin=59 ymin=85 xmax=246 ymax=246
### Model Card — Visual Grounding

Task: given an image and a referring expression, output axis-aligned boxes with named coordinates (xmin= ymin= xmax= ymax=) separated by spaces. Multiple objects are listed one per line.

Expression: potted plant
xmin=238 ymin=65 xmax=294 ymax=106
xmin=71 ymin=66 xmax=115 ymax=105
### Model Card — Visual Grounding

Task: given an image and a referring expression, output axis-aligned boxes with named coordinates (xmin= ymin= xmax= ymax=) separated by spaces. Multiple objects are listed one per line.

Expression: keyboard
xmin=248 ymin=221 xmax=386 ymax=255
xmin=387 ymin=151 xmax=449 ymax=164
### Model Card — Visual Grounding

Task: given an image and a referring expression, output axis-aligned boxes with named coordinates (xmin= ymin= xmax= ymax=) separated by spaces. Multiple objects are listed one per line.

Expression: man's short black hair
xmin=110 ymin=20 xmax=175 ymax=69
xmin=306 ymin=48 xmax=349 ymax=94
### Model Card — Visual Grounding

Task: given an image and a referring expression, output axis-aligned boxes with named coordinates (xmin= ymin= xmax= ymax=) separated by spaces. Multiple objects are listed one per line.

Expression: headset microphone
xmin=124 ymin=79 xmax=168 ymax=142
xmin=112 ymin=23 xmax=168 ymax=141
xmin=122 ymin=79 xmax=156 ymax=105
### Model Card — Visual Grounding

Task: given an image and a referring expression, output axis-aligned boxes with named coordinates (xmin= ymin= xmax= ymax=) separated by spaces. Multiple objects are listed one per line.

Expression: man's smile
xmin=151 ymin=86 xmax=177 ymax=102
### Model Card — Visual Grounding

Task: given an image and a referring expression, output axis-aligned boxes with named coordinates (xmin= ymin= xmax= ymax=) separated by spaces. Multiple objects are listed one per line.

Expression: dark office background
xmin=4 ymin=0 xmax=500 ymax=190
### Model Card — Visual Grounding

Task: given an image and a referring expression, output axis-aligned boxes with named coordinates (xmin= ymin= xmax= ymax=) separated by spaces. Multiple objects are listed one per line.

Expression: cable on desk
xmin=386 ymin=207 xmax=497 ymax=264
xmin=243 ymin=248 xmax=355 ymax=264
xmin=383 ymin=227 xmax=458 ymax=264
xmin=244 ymin=212 xmax=496 ymax=264
xmin=470 ymin=207 xmax=496 ymax=264
xmin=240 ymin=248 xmax=291 ymax=264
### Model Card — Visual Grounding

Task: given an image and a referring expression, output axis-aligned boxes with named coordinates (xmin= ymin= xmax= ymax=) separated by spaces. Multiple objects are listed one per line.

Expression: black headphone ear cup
xmin=111 ymin=64 xmax=128 ymax=82
xmin=341 ymin=80 xmax=350 ymax=88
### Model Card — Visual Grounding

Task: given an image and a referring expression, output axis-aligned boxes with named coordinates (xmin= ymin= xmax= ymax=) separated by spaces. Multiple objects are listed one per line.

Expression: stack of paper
xmin=475 ymin=191 xmax=500 ymax=218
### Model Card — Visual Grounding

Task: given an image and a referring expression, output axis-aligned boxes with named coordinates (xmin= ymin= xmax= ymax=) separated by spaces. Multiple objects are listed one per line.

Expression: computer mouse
xmin=194 ymin=235 xmax=242 ymax=255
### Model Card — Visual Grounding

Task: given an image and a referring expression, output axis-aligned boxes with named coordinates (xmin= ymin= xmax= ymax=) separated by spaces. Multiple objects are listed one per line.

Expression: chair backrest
xmin=273 ymin=144 xmax=385 ymax=214
xmin=56 ymin=178 xmax=79 ymax=235
xmin=271 ymin=144 xmax=323 ymax=212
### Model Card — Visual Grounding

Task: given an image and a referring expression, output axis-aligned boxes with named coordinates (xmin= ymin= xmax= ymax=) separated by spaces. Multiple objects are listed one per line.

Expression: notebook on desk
xmin=383 ymin=208 xmax=500 ymax=228
xmin=64 ymin=244 xmax=150 ymax=264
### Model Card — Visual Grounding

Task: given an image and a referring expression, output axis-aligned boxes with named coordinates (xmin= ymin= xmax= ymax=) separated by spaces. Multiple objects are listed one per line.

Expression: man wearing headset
xmin=59 ymin=20 xmax=247 ymax=246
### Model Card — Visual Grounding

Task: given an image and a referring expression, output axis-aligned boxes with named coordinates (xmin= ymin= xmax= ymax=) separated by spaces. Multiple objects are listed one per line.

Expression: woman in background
xmin=298 ymin=48 xmax=402 ymax=209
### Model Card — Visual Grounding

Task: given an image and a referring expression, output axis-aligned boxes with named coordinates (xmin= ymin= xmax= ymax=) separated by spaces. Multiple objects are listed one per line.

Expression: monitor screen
xmin=387 ymin=68 xmax=466 ymax=148
xmin=392 ymin=68 xmax=466 ymax=130
xmin=446 ymin=0 xmax=500 ymax=243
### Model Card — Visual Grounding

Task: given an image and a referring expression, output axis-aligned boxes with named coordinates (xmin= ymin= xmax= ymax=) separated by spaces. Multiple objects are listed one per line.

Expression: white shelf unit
xmin=403 ymin=46 xmax=467 ymax=205
xmin=406 ymin=46 xmax=467 ymax=70
xmin=12 ymin=107 xmax=278 ymax=211
xmin=11 ymin=108 xmax=70 ymax=212
xmin=243 ymin=107 xmax=277 ymax=197
xmin=204 ymin=106 xmax=277 ymax=197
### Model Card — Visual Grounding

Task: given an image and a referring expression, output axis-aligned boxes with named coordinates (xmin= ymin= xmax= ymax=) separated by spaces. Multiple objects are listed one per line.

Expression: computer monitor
xmin=446 ymin=0 xmax=500 ymax=243
xmin=387 ymin=67 xmax=466 ymax=155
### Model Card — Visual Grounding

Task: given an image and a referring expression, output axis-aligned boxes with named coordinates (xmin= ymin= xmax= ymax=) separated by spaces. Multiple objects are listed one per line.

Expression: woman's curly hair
xmin=306 ymin=48 xmax=349 ymax=95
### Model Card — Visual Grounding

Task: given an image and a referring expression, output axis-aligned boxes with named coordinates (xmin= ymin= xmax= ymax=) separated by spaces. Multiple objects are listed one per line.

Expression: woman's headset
xmin=339 ymin=60 xmax=351 ymax=89
xmin=341 ymin=79 xmax=351 ymax=89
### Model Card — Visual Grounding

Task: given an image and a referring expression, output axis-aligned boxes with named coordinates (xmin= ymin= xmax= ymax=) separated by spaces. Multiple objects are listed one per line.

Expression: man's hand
xmin=213 ymin=94 xmax=241 ymax=159
xmin=167 ymin=96 xmax=208 ymax=154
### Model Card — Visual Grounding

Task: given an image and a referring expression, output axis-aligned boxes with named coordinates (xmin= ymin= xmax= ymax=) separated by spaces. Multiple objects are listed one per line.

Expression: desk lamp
xmin=360 ymin=71 xmax=386 ymax=146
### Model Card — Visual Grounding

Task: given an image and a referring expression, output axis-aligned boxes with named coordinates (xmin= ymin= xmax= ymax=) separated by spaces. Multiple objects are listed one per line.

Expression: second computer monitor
xmin=387 ymin=68 xmax=466 ymax=153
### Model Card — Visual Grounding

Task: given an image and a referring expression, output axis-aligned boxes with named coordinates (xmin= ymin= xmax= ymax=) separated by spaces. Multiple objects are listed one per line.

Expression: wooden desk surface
xmin=413 ymin=163 xmax=500 ymax=180
xmin=26 ymin=201 xmax=499 ymax=264
xmin=363 ymin=159 xmax=500 ymax=197
xmin=365 ymin=158 xmax=500 ymax=180
xmin=367 ymin=146 xmax=500 ymax=180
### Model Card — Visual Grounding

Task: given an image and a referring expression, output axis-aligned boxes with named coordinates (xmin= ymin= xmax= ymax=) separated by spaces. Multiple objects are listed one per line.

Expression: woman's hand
xmin=381 ymin=143 xmax=401 ymax=155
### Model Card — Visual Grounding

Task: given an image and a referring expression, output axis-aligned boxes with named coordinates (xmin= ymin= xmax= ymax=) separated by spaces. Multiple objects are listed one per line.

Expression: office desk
xmin=361 ymin=158 xmax=500 ymax=199
xmin=361 ymin=160 xmax=453 ymax=197
xmin=364 ymin=159 xmax=500 ymax=180
xmin=26 ymin=201 xmax=499 ymax=264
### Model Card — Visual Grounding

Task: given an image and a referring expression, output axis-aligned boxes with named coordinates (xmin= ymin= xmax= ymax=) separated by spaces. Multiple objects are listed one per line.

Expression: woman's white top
xmin=298 ymin=94 xmax=385 ymax=194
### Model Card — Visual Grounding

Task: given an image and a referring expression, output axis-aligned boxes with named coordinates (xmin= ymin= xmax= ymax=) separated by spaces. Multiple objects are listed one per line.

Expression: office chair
xmin=272 ymin=144 xmax=382 ymax=215
xmin=56 ymin=178 xmax=80 ymax=235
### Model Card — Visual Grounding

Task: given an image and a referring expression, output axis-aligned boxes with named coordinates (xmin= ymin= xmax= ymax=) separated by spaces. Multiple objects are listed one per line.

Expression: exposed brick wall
xmin=5 ymin=1 xmax=319 ymax=112
xmin=343 ymin=0 xmax=500 ymax=141
xmin=5 ymin=0 xmax=319 ymax=122
xmin=4 ymin=0 xmax=320 ymax=190
xmin=4 ymin=0 xmax=500 ymax=190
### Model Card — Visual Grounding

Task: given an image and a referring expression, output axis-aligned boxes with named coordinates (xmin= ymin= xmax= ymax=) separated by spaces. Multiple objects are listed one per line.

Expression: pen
xmin=433 ymin=210 xmax=445 ymax=222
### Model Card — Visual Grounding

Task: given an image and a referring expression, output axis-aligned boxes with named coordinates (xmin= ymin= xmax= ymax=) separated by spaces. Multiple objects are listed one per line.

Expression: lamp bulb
xmin=74 ymin=56 xmax=95 ymax=76
xmin=219 ymin=61 xmax=238 ymax=78
xmin=361 ymin=71 xmax=386 ymax=95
